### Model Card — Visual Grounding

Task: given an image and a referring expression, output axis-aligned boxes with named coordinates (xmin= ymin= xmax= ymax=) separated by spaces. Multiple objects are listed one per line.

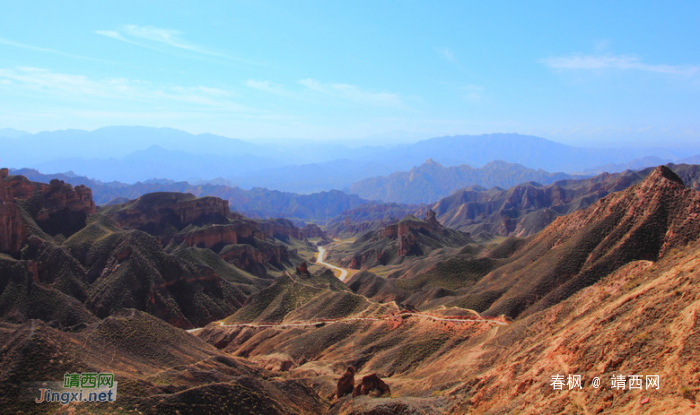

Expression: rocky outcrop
xmin=336 ymin=366 xmax=355 ymax=399
xmin=383 ymin=213 xmax=438 ymax=240
xmin=33 ymin=179 xmax=96 ymax=237
xmin=258 ymin=219 xmax=300 ymax=240
xmin=341 ymin=212 xmax=472 ymax=269
xmin=255 ymin=240 xmax=288 ymax=267
xmin=41 ymin=179 xmax=96 ymax=216
xmin=177 ymin=196 xmax=228 ymax=224
xmin=425 ymin=209 xmax=439 ymax=229
xmin=1 ymin=170 xmax=98 ymax=254
xmin=300 ymin=223 xmax=326 ymax=239
xmin=106 ymin=193 xmax=229 ymax=238
xmin=220 ymin=244 xmax=266 ymax=276
xmin=295 ymin=261 xmax=310 ymax=276
xmin=352 ymin=373 xmax=391 ymax=398
xmin=398 ymin=232 xmax=418 ymax=256
xmin=0 ymin=196 xmax=24 ymax=255
xmin=344 ymin=249 xmax=383 ymax=269
xmin=173 ymin=224 xmax=238 ymax=249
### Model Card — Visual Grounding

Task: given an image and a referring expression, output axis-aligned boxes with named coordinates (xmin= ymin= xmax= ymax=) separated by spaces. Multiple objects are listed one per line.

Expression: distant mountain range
xmin=0 ymin=128 xmax=29 ymax=139
xmin=332 ymin=163 xmax=700 ymax=240
xmin=3 ymin=126 xmax=699 ymax=193
xmin=374 ymin=133 xmax=695 ymax=173
xmin=346 ymin=159 xmax=577 ymax=204
xmin=580 ymin=155 xmax=674 ymax=175
xmin=10 ymin=168 xmax=370 ymax=224
xmin=339 ymin=165 xmax=700 ymax=317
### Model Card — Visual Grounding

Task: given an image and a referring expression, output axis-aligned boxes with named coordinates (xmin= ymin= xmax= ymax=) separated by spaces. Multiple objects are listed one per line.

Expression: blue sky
xmin=1 ymin=0 xmax=699 ymax=147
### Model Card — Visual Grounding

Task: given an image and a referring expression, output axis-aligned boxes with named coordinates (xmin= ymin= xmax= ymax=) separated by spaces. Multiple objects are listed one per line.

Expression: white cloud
xmin=540 ymin=54 xmax=698 ymax=76
xmin=121 ymin=25 xmax=203 ymax=53
xmin=96 ymin=25 xmax=258 ymax=64
xmin=94 ymin=30 xmax=126 ymax=41
xmin=96 ymin=25 xmax=214 ymax=55
xmin=298 ymin=79 xmax=407 ymax=108
xmin=0 ymin=67 xmax=250 ymax=112
xmin=244 ymin=80 xmax=288 ymax=95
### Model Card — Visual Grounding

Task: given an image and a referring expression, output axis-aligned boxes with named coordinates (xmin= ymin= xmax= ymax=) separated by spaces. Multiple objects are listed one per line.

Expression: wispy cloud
xmin=0 ymin=37 xmax=103 ymax=61
xmin=0 ymin=66 xmax=251 ymax=112
xmin=244 ymin=79 xmax=289 ymax=96
xmin=96 ymin=25 xmax=258 ymax=65
xmin=436 ymin=47 xmax=457 ymax=63
xmin=298 ymin=79 xmax=407 ymax=109
xmin=540 ymin=53 xmax=698 ymax=76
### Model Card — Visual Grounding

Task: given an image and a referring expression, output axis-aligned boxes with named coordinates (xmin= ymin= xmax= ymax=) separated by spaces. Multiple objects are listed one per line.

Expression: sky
xmin=1 ymin=0 xmax=699 ymax=147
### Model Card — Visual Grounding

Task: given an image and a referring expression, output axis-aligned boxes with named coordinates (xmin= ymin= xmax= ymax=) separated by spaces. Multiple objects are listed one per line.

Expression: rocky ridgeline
xmin=341 ymin=210 xmax=472 ymax=269
xmin=0 ymin=169 xmax=24 ymax=254
xmin=478 ymin=166 xmax=700 ymax=319
xmin=106 ymin=193 xmax=229 ymax=237
xmin=0 ymin=168 xmax=96 ymax=254
xmin=104 ymin=191 xmax=327 ymax=277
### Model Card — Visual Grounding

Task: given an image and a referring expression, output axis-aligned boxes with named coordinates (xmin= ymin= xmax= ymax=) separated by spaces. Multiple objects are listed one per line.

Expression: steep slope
xmin=332 ymin=211 xmax=473 ymax=270
xmin=0 ymin=254 xmax=98 ymax=328
xmin=0 ymin=310 xmax=327 ymax=415
xmin=428 ymin=169 xmax=647 ymax=238
xmin=354 ymin=166 xmax=700 ymax=319
xmin=337 ymin=165 xmax=700 ymax=318
xmin=324 ymin=203 xmax=420 ymax=239
xmin=196 ymin=165 xmax=700 ymax=414
xmin=445 ymin=237 xmax=700 ymax=414
xmin=1 ymin=172 xmax=317 ymax=329
xmin=0 ymin=168 xmax=96 ymax=255
xmin=419 ymin=163 xmax=700 ymax=238
xmin=466 ymin=165 xmax=700 ymax=319
xmin=223 ymin=268 xmax=384 ymax=325
xmin=348 ymin=159 xmax=574 ymax=204
xmin=332 ymin=164 xmax=700 ymax=242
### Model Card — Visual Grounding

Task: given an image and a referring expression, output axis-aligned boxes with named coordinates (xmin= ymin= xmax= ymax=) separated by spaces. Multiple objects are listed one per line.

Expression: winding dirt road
xmin=187 ymin=312 xmax=507 ymax=333
xmin=316 ymin=245 xmax=349 ymax=281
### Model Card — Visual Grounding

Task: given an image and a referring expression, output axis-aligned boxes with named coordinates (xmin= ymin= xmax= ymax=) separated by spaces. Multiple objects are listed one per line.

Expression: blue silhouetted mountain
xmin=2 ymin=127 xmax=697 ymax=193
xmin=0 ymin=128 xmax=29 ymax=139
xmin=347 ymin=159 xmax=577 ymax=204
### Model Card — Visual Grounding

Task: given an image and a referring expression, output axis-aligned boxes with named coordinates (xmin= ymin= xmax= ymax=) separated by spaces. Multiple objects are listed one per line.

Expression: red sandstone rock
xmin=108 ymin=193 xmax=228 ymax=235
xmin=300 ymin=223 xmax=326 ymax=239
xmin=351 ymin=373 xmax=390 ymax=398
xmin=0 ymin=171 xmax=97 ymax=254
xmin=0 ymin=199 xmax=25 ymax=255
xmin=258 ymin=219 xmax=301 ymax=240
xmin=174 ymin=224 xmax=238 ymax=249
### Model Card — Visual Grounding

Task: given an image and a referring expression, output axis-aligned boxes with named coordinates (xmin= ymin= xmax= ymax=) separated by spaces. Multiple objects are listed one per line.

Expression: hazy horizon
xmin=1 ymin=1 xmax=699 ymax=148
xmin=4 ymin=124 xmax=700 ymax=152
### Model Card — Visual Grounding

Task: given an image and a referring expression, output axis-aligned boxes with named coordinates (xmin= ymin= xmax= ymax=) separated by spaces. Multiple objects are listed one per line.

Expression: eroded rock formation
xmin=336 ymin=366 xmax=355 ymax=399
xmin=352 ymin=373 xmax=390 ymax=398
xmin=1 ymin=170 xmax=97 ymax=254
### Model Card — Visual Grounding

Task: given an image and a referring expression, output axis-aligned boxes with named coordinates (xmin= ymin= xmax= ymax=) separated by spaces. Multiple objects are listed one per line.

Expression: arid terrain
xmin=1 ymin=165 xmax=699 ymax=414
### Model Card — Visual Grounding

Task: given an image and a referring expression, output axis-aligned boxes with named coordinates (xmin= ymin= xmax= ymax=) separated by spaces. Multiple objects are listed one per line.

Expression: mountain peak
xmin=643 ymin=165 xmax=685 ymax=187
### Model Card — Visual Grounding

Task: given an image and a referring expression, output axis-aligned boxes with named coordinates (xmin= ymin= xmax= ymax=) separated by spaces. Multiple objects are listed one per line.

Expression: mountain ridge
xmin=347 ymin=159 xmax=576 ymax=204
